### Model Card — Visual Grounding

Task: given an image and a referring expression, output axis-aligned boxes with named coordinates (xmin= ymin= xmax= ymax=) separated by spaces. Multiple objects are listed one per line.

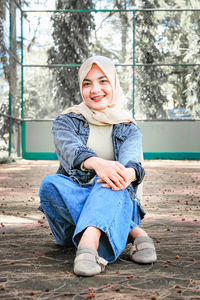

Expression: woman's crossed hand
xmin=83 ymin=157 xmax=136 ymax=190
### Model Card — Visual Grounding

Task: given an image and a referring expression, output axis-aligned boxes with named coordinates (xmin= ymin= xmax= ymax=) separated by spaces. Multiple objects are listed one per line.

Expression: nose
xmin=90 ymin=81 xmax=101 ymax=94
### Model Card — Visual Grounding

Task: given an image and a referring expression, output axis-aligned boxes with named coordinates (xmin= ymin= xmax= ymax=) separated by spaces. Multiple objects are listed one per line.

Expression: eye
xmin=83 ymin=82 xmax=90 ymax=87
xmin=100 ymin=79 xmax=108 ymax=84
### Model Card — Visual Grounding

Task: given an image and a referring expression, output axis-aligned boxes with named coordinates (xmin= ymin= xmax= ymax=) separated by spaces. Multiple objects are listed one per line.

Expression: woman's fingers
xmin=97 ymin=174 xmax=125 ymax=190
xmin=114 ymin=167 xmax=127 ymax=184
xmin=115 ymin=161 xmax=126 ymax=170
xmin=98 ymin=175 xmax=124 ymax=188
xmin=110 ymin=174 xmax=126 ymax=189
xmin=102 ymin=183 xmax=120 ymax=190
xmin=97 ymin=164 xmax=127 ymax=188
xmin=100 ymin=175 xmax=120 ymax=190
xmin=92 ymin=159 xmax=129 ymax=189
xmin=97 ymin=178 xmax=104 ymax=183
xmin=97 ymin=165 xmax=136 ymax=190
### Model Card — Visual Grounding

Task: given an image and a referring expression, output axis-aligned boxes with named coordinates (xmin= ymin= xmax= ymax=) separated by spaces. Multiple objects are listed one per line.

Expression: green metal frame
xmin=21 ymin=121 xmax=57 ymax=160
xmin=20 ymin=10 xmax=24 ymax=119
xmin=7 ymin=4 xmax=200 ymax=160
xmin=144 ymin=152 xmax=200 ymax=160
xmin=21 ymin=151 xmax=200 ymax=161
xmin=8 ymin=3 xmax=13 ymax=155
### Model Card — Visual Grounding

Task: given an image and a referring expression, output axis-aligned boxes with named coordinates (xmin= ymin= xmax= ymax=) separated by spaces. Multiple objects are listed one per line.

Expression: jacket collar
xmin=67 ymin=112 xmax=87 ymax=122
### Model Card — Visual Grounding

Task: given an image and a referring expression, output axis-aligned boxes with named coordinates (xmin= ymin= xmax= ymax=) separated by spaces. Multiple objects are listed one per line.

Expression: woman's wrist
xmin=126 ymin=167 xmax=136 ymax=182
xmin=83 ymin=156 xmax=101 ymax=170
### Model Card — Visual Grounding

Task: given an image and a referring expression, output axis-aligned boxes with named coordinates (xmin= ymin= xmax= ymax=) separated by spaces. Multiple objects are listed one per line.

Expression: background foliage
xmin=47 ymin=0 xmax=95 ymax=110
xmin=0 ymin=0 xmax=200 ymax=151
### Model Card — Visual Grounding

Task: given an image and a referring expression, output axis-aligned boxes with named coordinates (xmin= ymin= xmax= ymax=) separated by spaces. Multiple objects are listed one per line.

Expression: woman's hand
xmin=98 ymin=167 xmax=136 ymax=190
xmin=83 ymin=157 xmax=136 ymax=190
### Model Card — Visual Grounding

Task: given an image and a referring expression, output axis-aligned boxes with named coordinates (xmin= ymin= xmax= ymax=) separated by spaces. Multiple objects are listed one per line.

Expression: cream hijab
xmin=61 ymin=55 xmax=136 ymax=125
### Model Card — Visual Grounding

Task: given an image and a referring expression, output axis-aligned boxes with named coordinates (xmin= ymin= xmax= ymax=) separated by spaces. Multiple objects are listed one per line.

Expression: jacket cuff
xmin=125 ymin=161 xmax=145 ymax=186
xmin=73 ymin=149 xmax=98 ymax=170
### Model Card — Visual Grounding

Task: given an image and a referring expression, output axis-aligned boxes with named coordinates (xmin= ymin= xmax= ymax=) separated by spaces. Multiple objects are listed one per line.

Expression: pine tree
xmin=0 ymin=0 xmax=9 ymax=80
xmin=48 ymin=0 xmax=95 ymax=109
xmin=134 ymin=0 xmax=168 ymax=119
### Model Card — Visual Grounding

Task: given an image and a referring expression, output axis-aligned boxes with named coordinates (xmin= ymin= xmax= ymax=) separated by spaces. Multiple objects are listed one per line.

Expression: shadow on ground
xmin=0 ymin=159 xmax=200 ymax=299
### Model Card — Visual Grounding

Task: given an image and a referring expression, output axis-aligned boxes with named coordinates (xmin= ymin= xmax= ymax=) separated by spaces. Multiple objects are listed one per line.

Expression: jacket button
xmin=84 ymin=123 xmax=88 ymax=128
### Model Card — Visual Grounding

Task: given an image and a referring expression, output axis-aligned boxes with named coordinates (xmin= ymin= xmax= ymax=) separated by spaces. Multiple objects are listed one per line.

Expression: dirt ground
xmin=0 ymin=159 xmax=200 ymax=300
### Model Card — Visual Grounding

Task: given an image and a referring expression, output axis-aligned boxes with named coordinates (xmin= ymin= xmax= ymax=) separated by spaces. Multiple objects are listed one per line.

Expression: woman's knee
xmin=39 ymin=174 xmax=60 ymax=203
xmin=40 ymin=174 xmax=57 ymax=190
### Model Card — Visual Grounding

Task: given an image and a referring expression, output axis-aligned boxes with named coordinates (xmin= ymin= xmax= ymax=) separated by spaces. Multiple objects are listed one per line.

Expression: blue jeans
xmin=39 ymin=174 xmax=141 ymax=263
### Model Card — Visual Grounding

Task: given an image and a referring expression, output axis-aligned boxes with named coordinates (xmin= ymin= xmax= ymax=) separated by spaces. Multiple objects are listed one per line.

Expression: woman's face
xmin=82 ymin=64 xmax=113 ymax=110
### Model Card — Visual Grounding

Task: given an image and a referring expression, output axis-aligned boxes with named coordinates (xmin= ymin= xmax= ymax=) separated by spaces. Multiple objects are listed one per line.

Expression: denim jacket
xmin=52 ymin=113 xmax=145 ymax=217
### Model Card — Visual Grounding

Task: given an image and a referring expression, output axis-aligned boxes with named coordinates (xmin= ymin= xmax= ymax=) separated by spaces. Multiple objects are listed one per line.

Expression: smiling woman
xmin=82 ymin=64 xmax=113 ymax=111
xmin=39 ymin=55 xmax=157 ymax=277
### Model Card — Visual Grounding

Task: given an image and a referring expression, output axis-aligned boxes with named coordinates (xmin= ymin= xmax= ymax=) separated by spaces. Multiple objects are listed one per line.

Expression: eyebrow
xmin=83 ymin=76 xmax=107 ymax=82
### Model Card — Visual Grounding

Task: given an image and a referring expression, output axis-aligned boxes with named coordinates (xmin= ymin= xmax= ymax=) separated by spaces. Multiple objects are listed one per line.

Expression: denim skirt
xmin=39 ymin=174 xmax=141 ymax=263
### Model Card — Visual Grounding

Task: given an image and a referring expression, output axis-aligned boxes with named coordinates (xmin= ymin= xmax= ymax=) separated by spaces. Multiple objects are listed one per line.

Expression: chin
xmin=93 ymin=105 xmax=108 ymax=111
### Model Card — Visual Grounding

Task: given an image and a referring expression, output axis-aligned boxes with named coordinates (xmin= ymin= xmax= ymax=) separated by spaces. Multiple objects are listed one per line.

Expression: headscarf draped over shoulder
xmin=61 ymin=55 xmax=136 ymax=126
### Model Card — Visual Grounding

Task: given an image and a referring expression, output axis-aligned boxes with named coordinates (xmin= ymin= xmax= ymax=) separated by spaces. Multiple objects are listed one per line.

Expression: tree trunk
xmin=9 ymin=0 xmax=17 ymax=117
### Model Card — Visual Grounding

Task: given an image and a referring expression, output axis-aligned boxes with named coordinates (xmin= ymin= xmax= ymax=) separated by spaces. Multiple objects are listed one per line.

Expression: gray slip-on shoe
xmin=130 ymin=236 xmax=157 ymax=264
xmin=73 ymin=247 xmax=108 ymax=277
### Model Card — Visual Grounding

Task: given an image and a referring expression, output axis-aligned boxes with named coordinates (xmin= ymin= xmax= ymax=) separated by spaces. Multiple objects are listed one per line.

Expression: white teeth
xmin=92 ymin=95 xmax=104 ymax=100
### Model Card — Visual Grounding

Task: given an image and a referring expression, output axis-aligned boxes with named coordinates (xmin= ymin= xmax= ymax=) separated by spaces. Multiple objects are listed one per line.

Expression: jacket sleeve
xmin=52 ymin=114 xmax=98 ymax=174
xmin=116 ymin=123 xmax=145 ymax=186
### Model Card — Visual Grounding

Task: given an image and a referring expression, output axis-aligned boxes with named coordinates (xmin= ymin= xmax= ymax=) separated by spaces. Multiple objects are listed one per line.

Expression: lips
xmin=91 ymin=95 xmax=105 ymax=102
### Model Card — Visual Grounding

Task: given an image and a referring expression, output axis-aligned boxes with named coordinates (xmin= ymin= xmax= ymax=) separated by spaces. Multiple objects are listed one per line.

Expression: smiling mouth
xmin=91 ymin=95 xmax=105 ymax=102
